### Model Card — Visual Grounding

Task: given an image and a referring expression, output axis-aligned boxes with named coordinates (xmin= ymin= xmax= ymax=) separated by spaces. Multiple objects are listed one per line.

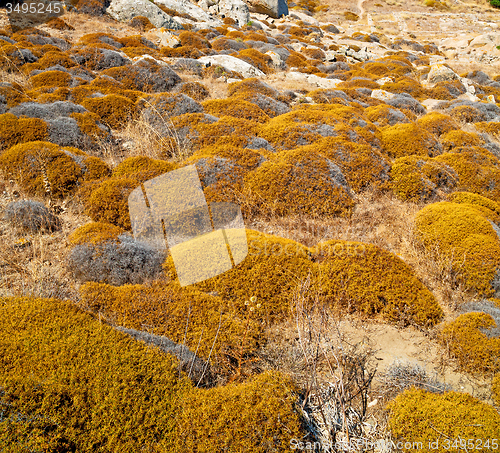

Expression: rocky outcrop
xmin=245 ymin=0 xmax=288 ymax=18
xmin=107 ymin=0 xmax=183 ymax=29
xmin=197 ymin=55 xmax=265 ymax=77
xmin=218 ymin=0 xmax=250 ymax=26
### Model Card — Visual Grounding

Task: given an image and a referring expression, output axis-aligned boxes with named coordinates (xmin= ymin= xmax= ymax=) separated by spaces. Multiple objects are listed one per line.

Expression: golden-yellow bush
xmin=202 ymin=98 xmax=270 ymax=123
xmin=450 ymin=105 xmax=487 ymax=123
xmin=164 ymin=230 xmax=314 ymax=320
xmin=68 ymin=221 xmax=124 ymax=245
xmin=447 ymin=191 xmax=500 ymax=216
xmin=381 ymin=122 xmax=442 ymax=159
xmin=312 ymin=240 xmax=443 ymax=326
xmin=112 ymin=156 xmax=176 ymax=181
xmin=79 ymin=176 xmax=140 ymax=229
xmin=0 ymin=113 xmax=49 ymax=150
xmin=434 ymin=149 xmax=500 ymax=200
xmin=177 ymin=81 xmax=210 ymax=101
xmin=0 ymin=141 xmax=84 ymax=197
xmin=291 ymin=137 xmax=390 ymax=192
xmin=416 ymin=111 xmax=458 ymax=136
xmin=0 ymin=296 xmax=190 ymax=451
xmin=227 ymin=77 xmax=278 ymax=99
xmin=244 ymin=148 xmax=355 ymax=218
xmin=174 ymin=371 xmax=304 ymax=452
xmin=475 ymin=121 xmax=500 ymax=138
xmin=415 ymin=201 xmax=500 ymax=296
xmin=440 ymin=129 xmax=484 ymax=151
xmin=81 ymin=94 xmax=136 ymax=129
xmin=79 ymin=280 xmax=263 ymax=374
xmin=29 ymin=70 xmax=72 ymax=89
xmin=387 ymin=388 xmax=500 ymax=451
xmin=390 ymin=155 xmax=458 ymax=202
xmin=439 ymin=312 xmax=500 ymax=375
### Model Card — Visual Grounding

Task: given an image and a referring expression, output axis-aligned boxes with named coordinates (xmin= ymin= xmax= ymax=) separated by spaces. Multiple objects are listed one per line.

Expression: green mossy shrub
xmin=434 ymin=149 xmax=500 ymax=200
xmin=312 ymin=241 xmax=443 ymax=327
xmin=244 ymin=148 xmax=355 ymax=218
xmin=202 ymin=98 xmax=270 ymax=123
xmin=112 ymin=156 xmax=176 ymax=181
xmin=415 ymin=201 xmax=500 ymax=296
xmin=174 ymin=371 xmax=304 ymax=452
xmin=0 ymin=113 xmax=48 ymax=150
xmin=81 ymin=94 xmax=136 ymax=129
xmin=79 ymin=176 xmax=139 ymax=229
xmin=79 ymin=281 xmax=263 ymax=373
xmin=164 ymin=230 xmax=313 ymax=320
xmin=416 ymin=111 xmax=458 ymax=136
xmin=439 ymin=312 xmax=500 ymax=375
xmin=381 ymin=122 xmax=442 ymax=158
xmin=0 ymin=296 xmax=190 ymax=452
xmin=440 ymin=129 xmax=484 ymax=151
xmin=68 ymin=221 xmax=124 ymax=245
xmin=390 ymin=155 xmax=458 ymax=202
xmin=387 ymin=388 xmax=500 ymax=451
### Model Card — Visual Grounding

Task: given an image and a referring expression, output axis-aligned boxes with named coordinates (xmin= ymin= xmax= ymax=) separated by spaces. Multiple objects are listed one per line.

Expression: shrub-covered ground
xmin=1 ymin=1 xmax=500 ymax=450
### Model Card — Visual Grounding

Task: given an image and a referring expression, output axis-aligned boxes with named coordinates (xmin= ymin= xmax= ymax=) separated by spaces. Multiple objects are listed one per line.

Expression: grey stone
xmin=107 ymin=0 xmax=184 ymax=30
xmin=245 ymin=0 xmax=288 ymax=18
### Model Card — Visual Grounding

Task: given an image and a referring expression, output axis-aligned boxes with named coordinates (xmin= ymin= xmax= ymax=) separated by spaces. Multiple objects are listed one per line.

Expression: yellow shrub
xmin=387 ymin=388 xmax=500 ymax=452
xmin=79 ymin=281 xmax=263 ymax=372
xmin=29 ymin=70 xmax=72 ymax=89
xmin=37 ymin=51 xmax=76 ymax=69
xmin=70 ymin=111 xmax=110 ymax=143
xmin=227 ymin=77 xmax=278 ymax=99
xmin=381 ymin=122 xmax=442 ymax=158
xmin=0 ymin=141 xmax=85 ymax=198
xmin=439 ymin=312 xmax=500 ymax=375
xmin=112 ymin=156 xmax=176 ymax=180
xmin=380 ymin=76 xmax=424 ymax=99
xmin=292 ymin=137 xmax=390 ymax=192
xmin=202 ymin=98 xmax=270 ymax=123
xmin=164 ymin=230 xmax=314 ymax=320
xmin=81 ymin=94 xmax=136 ymax=129
xmin=179 ymin=30 xmax=211 ymax=49
xmin=390 ymin=155 xmax=458 ymax=202
xmin=416 ymin=111 xmax=458 ymax=136
xmin=448 ymin=191 xmax=500 ymax=216
xmin=364 ymin=104 xmax=407 ymax=127
xmin=0 ymin=113 xmax=48 ymax=150
xmin=244 ymin=148 xmax=355 ymax=218
xmin=80 ymin=176 xmax=139 ymax=229
xmin=312 ymin=240 xmax=443 ymax=326
xmin=68 ymin=221 xmax=124 ymax=245
xmin=0 ymin=296 xmax=191 ymax=451
xmin=475 ymin=121 xmax=500 ymax=138
xmin=178 ymin=81 xmax=210 ymax=101
xmin=415 ymin=201 xmax=500 ymax=296
xmin=450 ymin=105 xmax=487 ymax=123
xmin=440 ymin=129 xmax=484 ymax=151
xmin=434 ymin=149 xmax=500 ymax=200
xmin=174 ymin=371 xmax=304 ymax=452
xmin=0 ymin=83 xmax=29 ymax=109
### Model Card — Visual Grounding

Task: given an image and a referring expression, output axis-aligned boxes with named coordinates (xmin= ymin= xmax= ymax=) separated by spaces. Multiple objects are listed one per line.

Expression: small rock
xmin=376 ymin=77 xmax=394 ymax=86
xmin=218 ymin=0 xmax=250 ymax=26
xmin=157 ymin=29 xmax=181 ymax=48
xmin=245 ymin=0 xmax=288 ymax=19
xmin=198 ymin=55 xmax=265 ymax=78
xmin=371 ymin=89 xmax=396 ymax=101
xmin=265 ymin=50 xmax=286 ymax=69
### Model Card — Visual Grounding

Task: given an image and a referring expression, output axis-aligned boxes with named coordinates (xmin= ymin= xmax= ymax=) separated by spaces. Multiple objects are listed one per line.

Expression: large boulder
xmin=218 ymin=0 xmax=250 ymax=26
xmin=154 ymin=0 xmax=222 ymax=25
xmin=198 ymin=55 xmax=265 ymax=78
xmin=244 ymin=0 xmax=288 ymax=18
xmin=106 ymin=0 xmax=183 ymax=29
